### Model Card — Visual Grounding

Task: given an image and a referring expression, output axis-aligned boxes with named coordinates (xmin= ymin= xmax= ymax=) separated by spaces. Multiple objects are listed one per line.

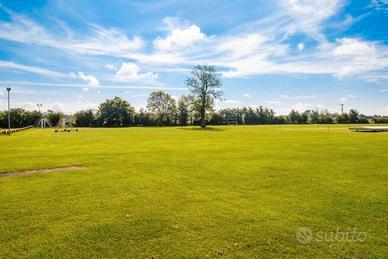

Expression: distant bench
xmin=350 ymin=126 xmax=388 ymax=132
xmin=0 ymin=125 xmax=34 ymax=135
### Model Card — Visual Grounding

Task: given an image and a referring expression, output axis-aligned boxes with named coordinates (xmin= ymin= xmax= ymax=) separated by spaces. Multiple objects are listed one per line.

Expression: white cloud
xmin=280 ymin=0 xmax=344 ymax=43
xmin=0 ymin=80 xmax=186 ymax=91
xmin=72 ymin=26 xmax=143 ymax=55
xmin=331 ymin=38 xmax=388 ymax=77
xmin=76 ymin=72 xmax=100 ymax=86
xmin=281 ymin=94 xmax=322 ymax=99
xmin=153 ymin=24 xmax=206 ymax=51
xmin=105 ymin=64 xmax=117 ymax=71
xmin=370 ymin=0 xmax=388 ymax=12
xmin=243 ymin=93 xmax=251 ymax=98
xmin=218 ymin=34 xmax=270 ymax=58
xmin=340 ymin=94 xmax=358 ymax=102
xmin=291 ymin=102 xmax=312 ymax=111
xmin=297 ymin=42 xmax=305 ymax=51
xmin=0 ymin=8 xmax=143 ymax=57
xmin=0 ymin=60 xmax=67 ymax=78
xmin=265 ymin=100 xmax=281 ymax=104
xmin=332 ymin=38 xmax=375 ymax=56
xmin=160 ymin=16 xmax=188 ymax=31
xmin=115 ymin=63 xmax=158 ymax=81
xmin=0 ymin=4 xmax=387 ymax=84
xmin=224 ymin=100 xmax=242 ymax=104
xmin=282 ymin=0 xmax=342 ymax=20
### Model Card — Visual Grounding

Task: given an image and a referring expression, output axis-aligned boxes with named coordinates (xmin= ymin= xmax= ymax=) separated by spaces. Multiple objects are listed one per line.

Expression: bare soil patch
xmin=0 ymin=165 xmax=87 ymax=178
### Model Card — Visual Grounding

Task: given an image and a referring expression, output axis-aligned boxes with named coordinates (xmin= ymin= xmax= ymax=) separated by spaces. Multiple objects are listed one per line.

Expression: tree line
xmin=1 ymin=65 xmax=387 ymax=128
xmin=1 ymin=96 xmax=386 ymax=129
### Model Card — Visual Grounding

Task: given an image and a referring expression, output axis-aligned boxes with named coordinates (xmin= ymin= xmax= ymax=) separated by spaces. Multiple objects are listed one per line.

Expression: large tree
xmin=177 ymin=95 xmax=191 ymax=126
xmin=146 ymin=90 xmax=177 ymax=126
xmin=74 ymin=109 xmax=96 ymax=127
xmin=97 ymin=97 xmax=135 ymax=127
xmin=186 ymin=65 xmax=223 ymax=128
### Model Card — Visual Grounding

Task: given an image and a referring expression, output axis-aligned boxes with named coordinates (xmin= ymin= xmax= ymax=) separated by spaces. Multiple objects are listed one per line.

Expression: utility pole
xmin=6 ymin=87 xmax=11 ymax=133
xmin=340 ymin=104 xmax=344 ymax=115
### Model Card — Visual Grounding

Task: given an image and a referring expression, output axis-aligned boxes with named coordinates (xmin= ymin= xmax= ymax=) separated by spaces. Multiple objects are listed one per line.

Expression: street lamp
xmin=6 ymin=87 xmax=11 ymax=133
xmin=37 ymin=103 xmax=42 ymax=112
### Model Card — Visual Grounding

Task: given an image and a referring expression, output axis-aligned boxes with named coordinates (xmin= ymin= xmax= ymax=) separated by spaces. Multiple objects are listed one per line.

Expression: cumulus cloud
xmin=105 ymin=64 xmax=117 ymax=71
xmin=115 ymin=63 xmax=158 ymax=81
xmin=75 ymin=72 xmax=100 ymax=86
xmin=332 ymin=38 xmax=376 ymax=56
xmin=153 ymin=24 xmax=206 ymax=51
xmin=331 ymin=38 xmax=388 ymax=77
xmin=0 ymin=3 xmax=387 ymax=84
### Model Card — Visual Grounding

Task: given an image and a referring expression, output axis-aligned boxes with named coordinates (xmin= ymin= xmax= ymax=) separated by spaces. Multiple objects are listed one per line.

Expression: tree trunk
xmin=200 ymin=99 xmax=206 ymax=128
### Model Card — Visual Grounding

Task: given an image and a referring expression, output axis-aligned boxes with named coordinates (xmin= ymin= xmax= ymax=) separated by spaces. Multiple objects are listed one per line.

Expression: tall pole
xmin=6 ymin=87 xmax=11 ymax=133
xmin=340 ymin=104 xmax=344 ymax=115
xmin=37 ymin=104 xmax=42 ymax=128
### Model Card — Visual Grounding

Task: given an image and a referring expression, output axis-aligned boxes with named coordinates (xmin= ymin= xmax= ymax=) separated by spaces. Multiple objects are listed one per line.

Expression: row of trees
xmin=1 ymin=65 xmax=387 ymax=128
xmin=0 ymin=109 xmax=62 ymax=129
xmin=1 ymin=96 xmax=382 ymax=129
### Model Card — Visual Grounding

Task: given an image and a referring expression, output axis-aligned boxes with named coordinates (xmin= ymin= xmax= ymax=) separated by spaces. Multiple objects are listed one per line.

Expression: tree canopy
xmin=97 ymin=97 xmax=135 ymax=127
xmin=186 ymin=65 xmax=223 ymax=128
xmin=146 ymin=91 xmax=177 ymax=126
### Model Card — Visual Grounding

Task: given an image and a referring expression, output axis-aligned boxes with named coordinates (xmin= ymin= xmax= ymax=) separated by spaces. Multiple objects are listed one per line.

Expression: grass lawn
xmin=0 ymin=125 xmax=387 ymax=258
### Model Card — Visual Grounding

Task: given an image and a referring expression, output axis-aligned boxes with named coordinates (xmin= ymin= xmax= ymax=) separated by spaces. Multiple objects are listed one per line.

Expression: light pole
xmin=6 ymin=87 xmax=11 ymax=133
xmin=37 ymin=104 xmax=43 ymax=128
xmin=340 ymin=104 xmax=344 ymax=115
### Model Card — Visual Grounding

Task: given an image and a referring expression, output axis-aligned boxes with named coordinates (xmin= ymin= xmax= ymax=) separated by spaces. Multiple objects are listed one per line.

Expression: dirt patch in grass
xmin=0 ymin=165 xmax=87 ymax=178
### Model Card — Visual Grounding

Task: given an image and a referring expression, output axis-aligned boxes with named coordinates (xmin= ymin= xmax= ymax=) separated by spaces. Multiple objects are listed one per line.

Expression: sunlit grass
xmin=0 ymin=125 xmax=387 ymax=257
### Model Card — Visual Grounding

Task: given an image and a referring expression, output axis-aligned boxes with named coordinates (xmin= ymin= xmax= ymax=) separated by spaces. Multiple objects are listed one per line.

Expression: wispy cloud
xmin=0 ymin=5 xmax=143 ymax=57
xmin=1 ymin=1 xmax=387 ymax=82
xmin=0 ymin=80 xmax=186 ymax=91
xmin=0 ymin=61 xmax=68 ymax=78
xmin=74 ymin=72 xmax=100 ymax=86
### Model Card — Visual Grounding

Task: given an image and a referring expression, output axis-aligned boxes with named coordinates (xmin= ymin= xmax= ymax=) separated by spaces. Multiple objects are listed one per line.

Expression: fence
xmin=0 ymin=125 xmax=34 ymax=135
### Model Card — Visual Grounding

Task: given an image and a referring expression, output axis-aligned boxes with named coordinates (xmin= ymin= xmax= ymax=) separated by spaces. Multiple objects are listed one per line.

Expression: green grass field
xmin=0 ymin=125 xmax=387 ymax=258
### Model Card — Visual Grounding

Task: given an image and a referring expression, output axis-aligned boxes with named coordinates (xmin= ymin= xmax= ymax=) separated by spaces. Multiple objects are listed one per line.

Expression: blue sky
xmin=0 ymin=0 xmax=387 ymax=115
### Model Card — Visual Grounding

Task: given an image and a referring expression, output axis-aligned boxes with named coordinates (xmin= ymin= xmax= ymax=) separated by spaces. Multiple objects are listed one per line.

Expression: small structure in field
xmin=55 ymin=114 xmax=78 ymax=132
xmin=34 ymin=114 xmax=52 ymax=128
xmin=224 ymin=114 xmax=238 ymax=126
xmin=350 ymin=126 xmax=388 ymax=132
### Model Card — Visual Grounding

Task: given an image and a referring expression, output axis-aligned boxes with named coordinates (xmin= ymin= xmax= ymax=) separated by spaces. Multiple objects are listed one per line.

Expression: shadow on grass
xmin=177 ymin=126 xmax=226 ymax=132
